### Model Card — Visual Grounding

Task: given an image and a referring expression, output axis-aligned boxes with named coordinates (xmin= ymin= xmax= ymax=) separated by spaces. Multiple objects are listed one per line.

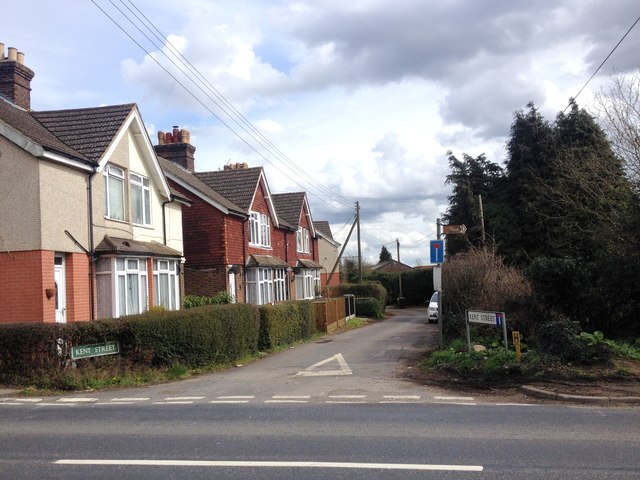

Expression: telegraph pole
xmin=436 ymin=218 xmax=443 ymax=347
xmin=397 ymin=239 xmax=403 ymax=300
xmin=356 ymin=201 xmax=362 ymax=283
xmin=478 ymin=194 xmax=486 ymax=253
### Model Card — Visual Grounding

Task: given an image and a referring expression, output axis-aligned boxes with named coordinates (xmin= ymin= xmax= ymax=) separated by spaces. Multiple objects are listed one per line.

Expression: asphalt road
xmin=1 ymin=402 xmax=639 ymax=479
xmin=1 ymin=308 xmax=639 ymax=479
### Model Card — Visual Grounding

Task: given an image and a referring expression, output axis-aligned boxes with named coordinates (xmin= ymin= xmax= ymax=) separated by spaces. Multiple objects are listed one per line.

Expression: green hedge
xmin=355 ymin=297 xmax=385 ymax=319
xmin=258 ymin=300 xmax=316 ymax=350
xmin=0 ymin=304 xmax=260 ymax=388
xmin=365 ymin=269 xmax=433 ymax=306
xmin=326 ymin=283 xmax=388 ymax=305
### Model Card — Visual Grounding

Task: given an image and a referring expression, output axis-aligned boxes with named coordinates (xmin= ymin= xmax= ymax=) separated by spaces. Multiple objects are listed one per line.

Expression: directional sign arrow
xmin=443 ymin=224 xmax=467 ymax=235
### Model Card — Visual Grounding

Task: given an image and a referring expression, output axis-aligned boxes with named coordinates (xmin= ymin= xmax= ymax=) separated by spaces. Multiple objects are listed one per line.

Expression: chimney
xmin=154 ymin=126 xmax=196 ymax=173
xmin=0 ymin=43 xmax=35 ymax=110
xmin=223 ymin=162 xmax=249 ymax=171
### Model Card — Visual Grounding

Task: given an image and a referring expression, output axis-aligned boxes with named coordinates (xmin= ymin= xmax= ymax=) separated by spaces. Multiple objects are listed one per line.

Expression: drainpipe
xmin=162 ymin=199 xmax=172 ymax=245
xmin=87 ymin=168 xmax=97 ymax=321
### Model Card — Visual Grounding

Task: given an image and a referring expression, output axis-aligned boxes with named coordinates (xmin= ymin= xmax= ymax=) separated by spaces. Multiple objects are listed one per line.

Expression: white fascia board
xmin=42 ymin=150 xmax=94 ymax=172
xmin=165 ymin=173 xmax=230 ymax=214
xmin=96 ymin=107 xmax=172 ymax=199
xmin=301 ymin=195 xmax=316 ymax=237
xmin=256 ymin=169 xmax=280 ymax=227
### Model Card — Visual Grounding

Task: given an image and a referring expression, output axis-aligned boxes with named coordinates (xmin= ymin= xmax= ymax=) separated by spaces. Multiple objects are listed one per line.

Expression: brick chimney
xmin=154 ymin=126 xmax=196 ymax=173
xmin=0 ymin=43 xmax=35 ymax=110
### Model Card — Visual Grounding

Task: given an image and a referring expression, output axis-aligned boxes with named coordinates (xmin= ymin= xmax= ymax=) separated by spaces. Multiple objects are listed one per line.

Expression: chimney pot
xmin=7 ymin=47 xmax=17 ymax=61
xmin=165 ymin=132 xmax=173 ymax=143
xmin=17 ymin=52 xmax=25 ymax=65
xmin=0 ymin=43 xmax=5 ymax=59
xmin=157 ymin=131 xmax=165 ymax=145
xmin=172 ymin=126 xmax=180 ymax=143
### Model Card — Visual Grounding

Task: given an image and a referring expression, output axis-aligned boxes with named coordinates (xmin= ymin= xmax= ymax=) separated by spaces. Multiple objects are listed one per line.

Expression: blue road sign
xmin=430 ymin=240 xmax=444 ymax=263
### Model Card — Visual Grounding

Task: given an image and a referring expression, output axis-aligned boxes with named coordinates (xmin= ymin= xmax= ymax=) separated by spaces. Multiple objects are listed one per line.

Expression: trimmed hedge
xmin=365 ymin=269 xmax=434 ymax=306
xmin=258 ymin=301 xmax=316 ymax=350
xmin=355 ymin=297 xmax=385 ymax=319
xmin=0 ymin=303 xmax=260 ymax=388
xmin=326 ymin=283 xmax=387 ymax=305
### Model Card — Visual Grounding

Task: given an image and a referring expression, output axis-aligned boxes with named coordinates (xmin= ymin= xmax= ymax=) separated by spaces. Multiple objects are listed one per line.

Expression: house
xmin=369 ymin=259 xmax=414 ymax=273
xmin=155 ymin=129 xmax=323 ymax=304
xmin=0 ymin=44 xmax=187 ymax=323
xmin=313 ymin=220 xmax=341 ymax=288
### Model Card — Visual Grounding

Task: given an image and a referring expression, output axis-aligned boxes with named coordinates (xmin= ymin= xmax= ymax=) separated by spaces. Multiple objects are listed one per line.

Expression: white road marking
xmin=110 ymin=397 xmax=149 ymax=402
xmin=265 ymin=400 xmax=308 ymax=404
xmin=328 ymin=395 xmax=366 ymax=399
xmin=97 ymin=402 xmax=134 ymax=405
xmin=217 ymin=396 xmax=255 ymax=399
xmin=153 ymin=401 xmax=194 ymax=405
xmin=0 ymin=402 xmax=22 ymax=406
xmin=37 ymin=403 xmax=76 ymax=407
xmin=272 ymin=396 xmax=310 ymax=399
xmin=296 ymin=353 xmax=353 ymax=377
xmin=433 ymin=401 xmax=477 ymax=406
xmin=55 ymin=459 xmax=483 ymax=471
xmin=1 ymin=398 xmax=42 ymax=403
xmin=495 ymin=403 xmax=539 ymax=407
xmin=163 ymin=396 xmax=204 ymax=401
xmin=326 ymin=401 xmax=366 ymax=404
xmin=383 ymin=395 xmax=421 ymax=400
xmin=433 ymin=396 xmax=474 ymax=401
xmin=209 ymin=400 xmax=250 ymax=404
xmin=58 ymin=398 xmax=97 ymax=403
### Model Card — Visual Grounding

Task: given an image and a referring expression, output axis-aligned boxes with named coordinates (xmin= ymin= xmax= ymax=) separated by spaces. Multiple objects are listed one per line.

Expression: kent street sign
xmin=467 ymin=310 xmax=505 ymax=326
xmin=71 ymin=341 xmax=120 ymax=360
xmin=442 ymin=224 xmax=467 ymax=235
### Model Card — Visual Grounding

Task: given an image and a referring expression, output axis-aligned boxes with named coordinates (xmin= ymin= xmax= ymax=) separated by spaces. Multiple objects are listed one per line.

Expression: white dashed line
xmin=153 ymin=401 xmax=195 ymax=405
xmin=328 ymin=395 xmax=367 ymax=399
xmin=58 ymin=398 xmax=97 ymax=403
xmin=0 ymin=402 xmax=22 ymax=406
xmin=433 ymin=402 xmax=477 ymax=406
xmin=217 ymin=396 xmax=255 ymax=400
xmin=2 ymin=398 xmax=42 ymax=403
xmin=37 ymin=403 xmax=76 ymax=407
xmin=210 ymin=400 xmax=251 ymax=404
xmin=433 ymin=396 xmax=474 ymax=401
xmin=110 ymin=397 xmax=150 ymax=402
xmin=163 ymin=397 xmax=204 ymax=401
xmin=97 ymin=402 xmax=135 ymax=405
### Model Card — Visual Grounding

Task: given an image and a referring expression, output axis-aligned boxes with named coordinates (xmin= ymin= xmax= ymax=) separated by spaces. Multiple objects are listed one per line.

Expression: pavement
xmin=519 ymin=384 xmax=640 ymax=405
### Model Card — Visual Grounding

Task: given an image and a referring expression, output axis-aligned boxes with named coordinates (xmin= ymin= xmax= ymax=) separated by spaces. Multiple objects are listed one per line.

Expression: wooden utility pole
xmin=436 ymin=218 xmax=443 ymax=347
xmin=478 ymin=194 xmax=486 ymax=253
xmin=396 ymin=239 xmax=403 ymax=299
xmin=356 ymin=201 xmax=362 ymax=283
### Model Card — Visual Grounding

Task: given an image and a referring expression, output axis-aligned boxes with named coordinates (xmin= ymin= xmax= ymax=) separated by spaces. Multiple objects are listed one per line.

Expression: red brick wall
xmin=66 ymin=252 xmax=91 ymax=322
xmin=0 ymin=250 xmax=49 ymax=323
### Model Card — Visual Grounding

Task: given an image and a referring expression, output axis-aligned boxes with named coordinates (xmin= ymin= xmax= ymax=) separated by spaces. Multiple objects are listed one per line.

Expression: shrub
xmin=365 ymin=269 xmax=433 ymax=306
xmin=258 ymin=301 xmax=316 ymax=351
xmin=184 ymin=292 xmax=233 ymax=308
xmin=355 ymin=297 xmax=385 ymax=319
xmin=325 ymin=283 xmax=388 ymax=305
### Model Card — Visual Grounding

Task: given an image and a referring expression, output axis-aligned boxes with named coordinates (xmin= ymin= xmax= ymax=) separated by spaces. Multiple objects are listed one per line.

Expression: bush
xmin=365 ymin=269 xmax=433 ymax=306
xmin=184 ymin=292 xmax=233 ymax=308
xmin=325 ymin=283 xmax=388 ymax=305
xmin=258 ymin=301 xmax=316 ymax=351
xmin=355 ymin=297 xmax=385 ymax=319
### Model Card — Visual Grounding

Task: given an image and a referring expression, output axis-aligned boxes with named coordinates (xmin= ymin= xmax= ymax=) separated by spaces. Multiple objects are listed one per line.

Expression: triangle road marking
xmin=295 ymin=353 xmax=353 ymax=377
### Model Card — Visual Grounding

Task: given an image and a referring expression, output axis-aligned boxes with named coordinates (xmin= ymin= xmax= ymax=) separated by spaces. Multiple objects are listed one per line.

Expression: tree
xmin=593 ymin=73 xmax=640 ymax=184
xmin=379 ymin=245 xmax=392 ymax=262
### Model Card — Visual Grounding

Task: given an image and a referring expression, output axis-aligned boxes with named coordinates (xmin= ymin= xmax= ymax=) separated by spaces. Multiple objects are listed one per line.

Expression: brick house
xmin=155 ymin=129 xmax=325 ymax=304
xmin=0 ymin=44 xmax=188 ymax=323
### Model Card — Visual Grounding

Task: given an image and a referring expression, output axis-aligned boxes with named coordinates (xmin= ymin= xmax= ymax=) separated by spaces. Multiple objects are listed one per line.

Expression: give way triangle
xmin=295 ymin=353 xmax=353 ymax=377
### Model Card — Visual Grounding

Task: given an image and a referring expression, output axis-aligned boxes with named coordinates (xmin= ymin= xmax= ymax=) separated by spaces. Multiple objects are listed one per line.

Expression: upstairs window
xmin=297 ymin=227 xmax=310 ymax=253
xmin=130 ymin=173 xmax=151 ymax=226
xmin=104 ymin=165 xmax=125 ymax=221
xmin=249 ymin=211 xmax=271 ymax=247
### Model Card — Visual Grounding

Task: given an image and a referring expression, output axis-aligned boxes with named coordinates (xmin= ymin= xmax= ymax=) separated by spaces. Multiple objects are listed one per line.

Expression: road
xmin=1 ymin=308 xmax=639 ymax=479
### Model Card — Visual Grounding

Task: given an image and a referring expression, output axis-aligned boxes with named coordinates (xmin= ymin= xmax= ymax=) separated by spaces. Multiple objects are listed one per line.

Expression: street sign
xmin=71 ymin=341 xmax=120 ymax=360
xmin=443 ymin=224 xmax=467 ymax=235
xmin=467 ymin=310 xmax=505 ymax=326
xmin=430 ymin=239 xmax=444 ymax=263
xmin=433 ymin=265 xmax=442 ymax=291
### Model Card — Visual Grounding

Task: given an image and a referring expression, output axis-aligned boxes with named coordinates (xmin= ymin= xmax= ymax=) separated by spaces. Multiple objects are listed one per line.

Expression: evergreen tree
xmin=379 ymin=245 xmax=392 ymax=262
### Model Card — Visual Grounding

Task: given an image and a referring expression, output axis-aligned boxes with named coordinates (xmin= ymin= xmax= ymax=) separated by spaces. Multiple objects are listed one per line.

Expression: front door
xmin=54 ymin=254 xmax=66 ymax=323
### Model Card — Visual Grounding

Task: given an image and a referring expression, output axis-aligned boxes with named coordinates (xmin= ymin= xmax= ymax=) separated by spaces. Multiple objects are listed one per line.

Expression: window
xmin=295 ymin=268 xmax=320 ymax=299
xmin=274 ymin=268 xmax=288 ymax=302
xmin=153 ymin=259 xmax=179 ymax=310
xmin=297 ymin=227 xmax=310 ymax=253
xmin=104 ymin=165 xmax=125 ymax=221
xmin=131 ymin=173 xmax=151 ymax=225
xmin=249 ymin=211 xmax=271 ymax=247
xmin=96 ymin=256 xmax=148 ymax=318
xmin=246 ymin=267 xmax=280 ymax=305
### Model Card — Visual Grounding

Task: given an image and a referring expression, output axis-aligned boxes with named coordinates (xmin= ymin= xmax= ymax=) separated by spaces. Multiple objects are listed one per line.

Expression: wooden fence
xmin=314 ymin=297 xmax=348 ymax=333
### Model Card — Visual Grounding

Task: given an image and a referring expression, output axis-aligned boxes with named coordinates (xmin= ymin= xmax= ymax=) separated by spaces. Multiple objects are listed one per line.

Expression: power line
xmin=91 ymin=0 xmax=352 ymax=210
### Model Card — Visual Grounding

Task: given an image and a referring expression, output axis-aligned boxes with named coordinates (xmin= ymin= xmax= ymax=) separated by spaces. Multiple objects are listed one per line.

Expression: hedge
xmin=0 ymin=303 xmax=260 ymax=388
xmin=258 ymin=300 xmax=316 ymax=350
xmin=355 ymin=297 xmax=385 ymax=319
xmin=326 ymin=283 xmax=387 ymax=305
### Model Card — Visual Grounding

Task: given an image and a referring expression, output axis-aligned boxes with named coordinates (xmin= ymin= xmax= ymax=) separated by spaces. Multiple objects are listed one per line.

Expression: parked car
xmin=427 ymin=291 xmax=439 ymax=323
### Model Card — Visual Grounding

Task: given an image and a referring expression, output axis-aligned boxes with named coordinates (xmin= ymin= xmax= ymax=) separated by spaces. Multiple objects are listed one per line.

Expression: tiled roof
xmin=195 ymin=167 xmax=263 ymax=211
xmin=297 ymin=258 xmax=322 ymax=269
xmin=158 ymin=157 xmax=245 ymax=215
xmin=272 ymin=192 xmax=306 ymax=227
xmin=246 ymin=254 xmax=289 ymax=268
xmin=0 ymin=96 xmax=90 ymax=161
xmin=31 ymin=104 xmax=135 ymax=162
xmin=313 ymin=221 xmax=334 ymax=240
xmin=95 ymin=235 xmax=182 ymax=257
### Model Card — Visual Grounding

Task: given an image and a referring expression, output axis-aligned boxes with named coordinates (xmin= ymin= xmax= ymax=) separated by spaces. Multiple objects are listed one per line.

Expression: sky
xmin=3 ymin=0 xmax=640 ymax=266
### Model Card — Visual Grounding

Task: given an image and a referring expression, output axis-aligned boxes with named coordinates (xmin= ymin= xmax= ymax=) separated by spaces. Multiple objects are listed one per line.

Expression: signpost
xmin=71 ymin=341 xmax=120 ymax=360
xmin=442 ymin=224 xmax=467 ymax=235
xmin=430 ymin=240 xmax=444 ymax=264
xmin=465 ymin=310 xmax=508 ymax=354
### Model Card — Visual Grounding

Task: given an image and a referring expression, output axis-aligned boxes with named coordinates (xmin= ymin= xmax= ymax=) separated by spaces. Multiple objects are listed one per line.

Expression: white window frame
xmin=96 ymin=256 xmax=148 ymax=318
xmin=249 ymin=211 xmax=271 ymax=248
xmin=153 ymin=259 xmax=179 ymax=310
xmin=104 ymin=164 xmax=125 ymax=221
xmin=130 ymin=172 xmax=151 ymax=226
xmin=246 ymin=267 xmax=281 ymax=305
xmin=295 ymin=268 xmax=320 ymax=300
xmin=297 ymin=227 xmax=310 ymax=253
xmin=274 ymin=268 xmax=288 ymax=302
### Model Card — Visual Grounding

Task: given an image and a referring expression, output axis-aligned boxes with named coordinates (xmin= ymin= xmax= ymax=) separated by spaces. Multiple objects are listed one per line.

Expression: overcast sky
xmin=4 ymin=0 xmax=639 ymax=265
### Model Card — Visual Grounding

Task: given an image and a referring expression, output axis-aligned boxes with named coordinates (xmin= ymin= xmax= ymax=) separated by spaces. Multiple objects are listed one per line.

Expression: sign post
xmin=465 ymin=310 xmax=508 ymax=354
xmin=71 ymin=341 xmax=120 ymax=360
